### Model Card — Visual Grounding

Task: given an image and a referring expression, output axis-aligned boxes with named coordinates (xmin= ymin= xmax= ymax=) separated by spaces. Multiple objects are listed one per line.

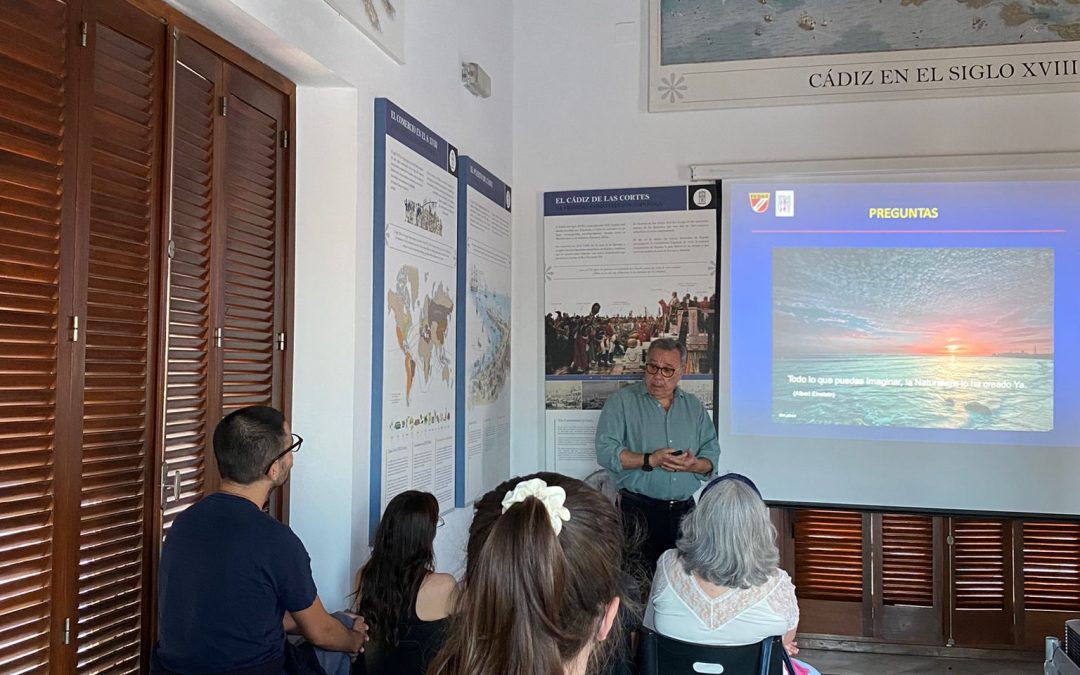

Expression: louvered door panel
xmin=873 ymin=513 xmax=942 ymax=644
xmin=953 ymin=519 xmax=1009 ymax=610
xmin=161 ymin=37 xmax=222 ymax=532
xmin=1021 ymin=521 xmax=1080 ymax=649
xmin=2 ymin=3 xmax=295 ymax=672
xmin=794 ymin=509 xmax=864 ymax=601
xmin=1023 ymin=521 xmax=1080 ymax=611
xmin=949 ymin=517 xmax=1014 ymax=646
xmin=0 ymin=1 xmax=71 ymax=671
xmin=882 ymin=514 xmax=935 ymax=607
xmin=220 ymin=68 xmax=285 ymax=416
xmin=73 ymin=4 xmax=163 ymax=672
xmin=792 ymin=509 xmax=868 ymax=636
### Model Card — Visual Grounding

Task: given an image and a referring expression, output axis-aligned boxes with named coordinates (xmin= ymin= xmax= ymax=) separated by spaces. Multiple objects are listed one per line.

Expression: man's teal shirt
xmin=594 ymin=381 xmax=720 ymax=501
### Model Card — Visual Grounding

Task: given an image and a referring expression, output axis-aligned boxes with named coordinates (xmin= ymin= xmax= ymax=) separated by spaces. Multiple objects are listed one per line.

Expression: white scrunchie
xmin=501 ymin=478 xmax=572 ymax=536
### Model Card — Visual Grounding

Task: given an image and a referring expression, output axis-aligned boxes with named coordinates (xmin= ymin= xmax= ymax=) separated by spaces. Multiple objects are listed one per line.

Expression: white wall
xmin=167 ymin=0 xmax=513 ymax=609
xmin=510 ymin=0 xmax=1080 ymax=481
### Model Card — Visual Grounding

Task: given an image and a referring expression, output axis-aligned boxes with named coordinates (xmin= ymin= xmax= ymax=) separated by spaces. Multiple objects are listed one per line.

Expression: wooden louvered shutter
xmin=219 ymin=65 xmax=286 ymax=417
xmin=792 ymin=509 xmax=869 ymax=636
xmin=873 ymin=513 xmax=941 ymax=643
xmin=219 ymin=66 xmax=288 ymax=518
xmin=0 ymin=1 xmax=78 ymax=671
xmin=159 ymin=40 xmax=292 ymax=527
xmin=160 ymin=35 xmax=223 ymax=533
xmin=71 ymin=1 xmax=164 ymax=671
xmin=1021 ymin=520 xmax=1080 ymax=649
xmin=948 ymin=517 xmax=1016 ymax=646
xmin=1 ymin=2 xmax=294 ymax=671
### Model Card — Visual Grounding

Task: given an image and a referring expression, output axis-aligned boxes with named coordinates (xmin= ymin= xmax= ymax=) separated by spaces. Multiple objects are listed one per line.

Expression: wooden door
xmin=792 ymin=509 xmax=871 ymax=636
xmin=69 ymin=0 xmax=165 ymax=670
xmin=219 ymin=63 xmax=289 ymax=517
xmin=873 ymin=513 xmax=943 ymax=644
xmin=0 ymin=0 xmax=81 ymax=671
xmin=947 ymin=517 xmax=1016 ymax=647
xmin=159 ymin=35 xmax=223 ymax=534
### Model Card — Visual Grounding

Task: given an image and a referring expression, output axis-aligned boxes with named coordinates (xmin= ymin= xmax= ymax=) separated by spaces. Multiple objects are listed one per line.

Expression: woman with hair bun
xmin=430 ymin=473 xmax=626 ymax=675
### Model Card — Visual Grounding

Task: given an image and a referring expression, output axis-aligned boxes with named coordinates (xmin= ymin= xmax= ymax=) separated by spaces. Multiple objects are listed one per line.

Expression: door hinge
xmin=70 ymin=315 xmax=80 ymax=343
xmin=277 ymin=332 xmax=287 ymax=351
xmin=161 ymin=462 xmax=180 ymax=509
xmin=79 ymin=22 xmax=88 ymax=47
xmin=214 ymin=327 xmax=223 ymax=348
xmin=62 ymin=617 xmax=71 ymax=645
xmin=219 ymin=96 xmax=228 ymax=117
xmin=280 ymin=130 xmax=288 ymax=149
xmin=160 ymin=462 xmax=169 ymax=509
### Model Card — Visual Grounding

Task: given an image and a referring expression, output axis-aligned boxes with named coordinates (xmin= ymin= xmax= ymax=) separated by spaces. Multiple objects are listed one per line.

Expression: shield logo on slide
xmin=749 ymin=192 xmax=770 ymax=213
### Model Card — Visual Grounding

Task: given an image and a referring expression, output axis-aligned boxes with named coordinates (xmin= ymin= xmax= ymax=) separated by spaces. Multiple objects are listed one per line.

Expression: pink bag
xmin=787 ymin=657 xmax=817 ymax=675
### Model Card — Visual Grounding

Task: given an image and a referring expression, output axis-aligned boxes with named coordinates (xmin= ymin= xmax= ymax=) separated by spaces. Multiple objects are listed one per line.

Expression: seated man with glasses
xmin=153 ymin=406 xmax=368 ymax=674
xmin=595 ymin=338 xmax=720 ymax=577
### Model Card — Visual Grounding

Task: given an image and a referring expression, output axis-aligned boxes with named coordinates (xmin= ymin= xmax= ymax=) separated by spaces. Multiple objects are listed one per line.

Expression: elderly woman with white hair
xmin=644 ymin=473 xmax=819 ymax=675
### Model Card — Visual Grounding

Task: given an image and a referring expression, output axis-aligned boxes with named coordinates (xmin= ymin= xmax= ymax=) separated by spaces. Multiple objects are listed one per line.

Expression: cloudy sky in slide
xmin=772 ymin=248 xmax=1053 ymax=356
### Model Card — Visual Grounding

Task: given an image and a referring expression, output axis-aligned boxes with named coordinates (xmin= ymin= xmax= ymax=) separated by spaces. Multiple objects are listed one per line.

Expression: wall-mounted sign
xmin=649 ymin=0 xmax=1080 ymax=110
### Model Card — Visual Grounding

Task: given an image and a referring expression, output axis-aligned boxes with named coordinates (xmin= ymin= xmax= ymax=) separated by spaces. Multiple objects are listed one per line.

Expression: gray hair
xmin=676 ymin=478 xmax=779 ymax=589
xmin=646 ymin=338 xmax=687 ymax=366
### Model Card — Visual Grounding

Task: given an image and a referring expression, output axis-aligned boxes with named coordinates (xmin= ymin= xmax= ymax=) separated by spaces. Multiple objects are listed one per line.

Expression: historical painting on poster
xmin=650 ymin=0 xmax=1080 ymax=110
xmin=543 ymin=185 xmax=719 ymax=479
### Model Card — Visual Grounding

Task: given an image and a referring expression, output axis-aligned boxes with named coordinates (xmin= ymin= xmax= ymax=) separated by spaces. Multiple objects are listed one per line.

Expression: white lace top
xmin=644 ymin=548 xmax=799 ymax=646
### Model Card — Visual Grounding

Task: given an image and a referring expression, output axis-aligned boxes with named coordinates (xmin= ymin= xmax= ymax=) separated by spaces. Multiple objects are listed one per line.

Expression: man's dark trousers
xmin=619 ymin=489 xmax=694 ymax=579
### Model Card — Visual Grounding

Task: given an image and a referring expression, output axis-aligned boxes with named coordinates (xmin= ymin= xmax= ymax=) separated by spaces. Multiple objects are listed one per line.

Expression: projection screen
xmin=710 ymin=155 xmax=1080 ymax=515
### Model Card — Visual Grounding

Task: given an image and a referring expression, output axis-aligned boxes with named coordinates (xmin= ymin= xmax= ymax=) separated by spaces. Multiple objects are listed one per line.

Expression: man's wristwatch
xmin=642 ymin=452 xmax=653 ymax=472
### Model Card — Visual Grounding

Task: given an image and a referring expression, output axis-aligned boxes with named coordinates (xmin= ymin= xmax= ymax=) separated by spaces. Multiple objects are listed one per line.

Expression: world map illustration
xmin=386 ymin=264 xmax=455 ymax=404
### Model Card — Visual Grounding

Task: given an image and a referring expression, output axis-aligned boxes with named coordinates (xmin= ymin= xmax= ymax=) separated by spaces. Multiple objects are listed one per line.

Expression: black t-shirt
xmin=154 ymin=492 xmax=318 ymax=674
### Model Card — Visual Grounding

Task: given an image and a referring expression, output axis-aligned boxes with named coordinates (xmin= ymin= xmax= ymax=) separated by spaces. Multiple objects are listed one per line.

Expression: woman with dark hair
xmin=350 ymin=490 xmax=456 ymax=675
xmin=431 ymin=473 xmax=626 ymax=675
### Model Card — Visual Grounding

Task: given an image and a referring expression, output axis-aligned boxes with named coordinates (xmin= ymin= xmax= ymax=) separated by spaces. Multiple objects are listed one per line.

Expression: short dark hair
xmin=212 ymin=406 xmax=287 ymax=484
xmin=646 ymin=338 xmax=687 ymax=366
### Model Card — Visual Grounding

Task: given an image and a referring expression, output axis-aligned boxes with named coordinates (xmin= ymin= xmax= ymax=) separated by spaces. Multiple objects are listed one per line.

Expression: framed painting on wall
xmin=326 ymin=0 xmax=405 ymax=63
xmin=649 ymin=0 xmax=1080 ymax=110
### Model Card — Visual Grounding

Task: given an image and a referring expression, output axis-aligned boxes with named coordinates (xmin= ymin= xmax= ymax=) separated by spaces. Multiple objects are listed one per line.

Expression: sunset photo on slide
xmin=771 ymin=248 xmax=1053 ymax=431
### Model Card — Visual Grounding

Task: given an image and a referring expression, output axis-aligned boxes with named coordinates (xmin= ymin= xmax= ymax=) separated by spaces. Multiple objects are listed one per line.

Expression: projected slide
xmin=727 ymin=177 xmax=1080 ymax=447
xmin=772 ymin=248 xmax=1053 ymax=431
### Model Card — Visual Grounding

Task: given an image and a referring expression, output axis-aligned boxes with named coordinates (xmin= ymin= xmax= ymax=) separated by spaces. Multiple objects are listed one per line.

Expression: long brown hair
xmin=353 ymin=490 xmax=438 ymax=645
xmin=429 ymin=473 xmax=624 ymax=675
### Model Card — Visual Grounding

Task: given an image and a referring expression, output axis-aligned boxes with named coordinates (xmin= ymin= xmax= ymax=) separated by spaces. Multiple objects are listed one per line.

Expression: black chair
xmin=637 ymin=627 xmax=795 ymax=675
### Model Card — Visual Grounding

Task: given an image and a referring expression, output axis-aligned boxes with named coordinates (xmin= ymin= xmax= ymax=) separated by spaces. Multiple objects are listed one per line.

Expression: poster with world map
xmin=650 ymin=0 xmax=1080 ymax=109
xmin=370 ymin=99 xmax=459 ymax=537
xmin=456 ymin=158 xmax=512 ymax=504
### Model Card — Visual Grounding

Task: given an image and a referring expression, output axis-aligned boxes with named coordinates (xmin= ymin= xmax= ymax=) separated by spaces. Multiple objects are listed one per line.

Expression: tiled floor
xmin=799 ymin=648 xmax=1042 ymax=675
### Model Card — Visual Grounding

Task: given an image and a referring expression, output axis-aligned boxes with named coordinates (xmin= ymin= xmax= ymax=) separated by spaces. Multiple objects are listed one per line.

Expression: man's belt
xmin=620 ymin=489 xmax=692 ymax=508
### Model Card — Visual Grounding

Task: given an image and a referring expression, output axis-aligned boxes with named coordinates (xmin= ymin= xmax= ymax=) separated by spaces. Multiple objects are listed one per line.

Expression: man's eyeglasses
xmin=265 ymin=433 xmax=303 ymax=475
xmin=645 ymin=363 xmax=677 ymax=378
